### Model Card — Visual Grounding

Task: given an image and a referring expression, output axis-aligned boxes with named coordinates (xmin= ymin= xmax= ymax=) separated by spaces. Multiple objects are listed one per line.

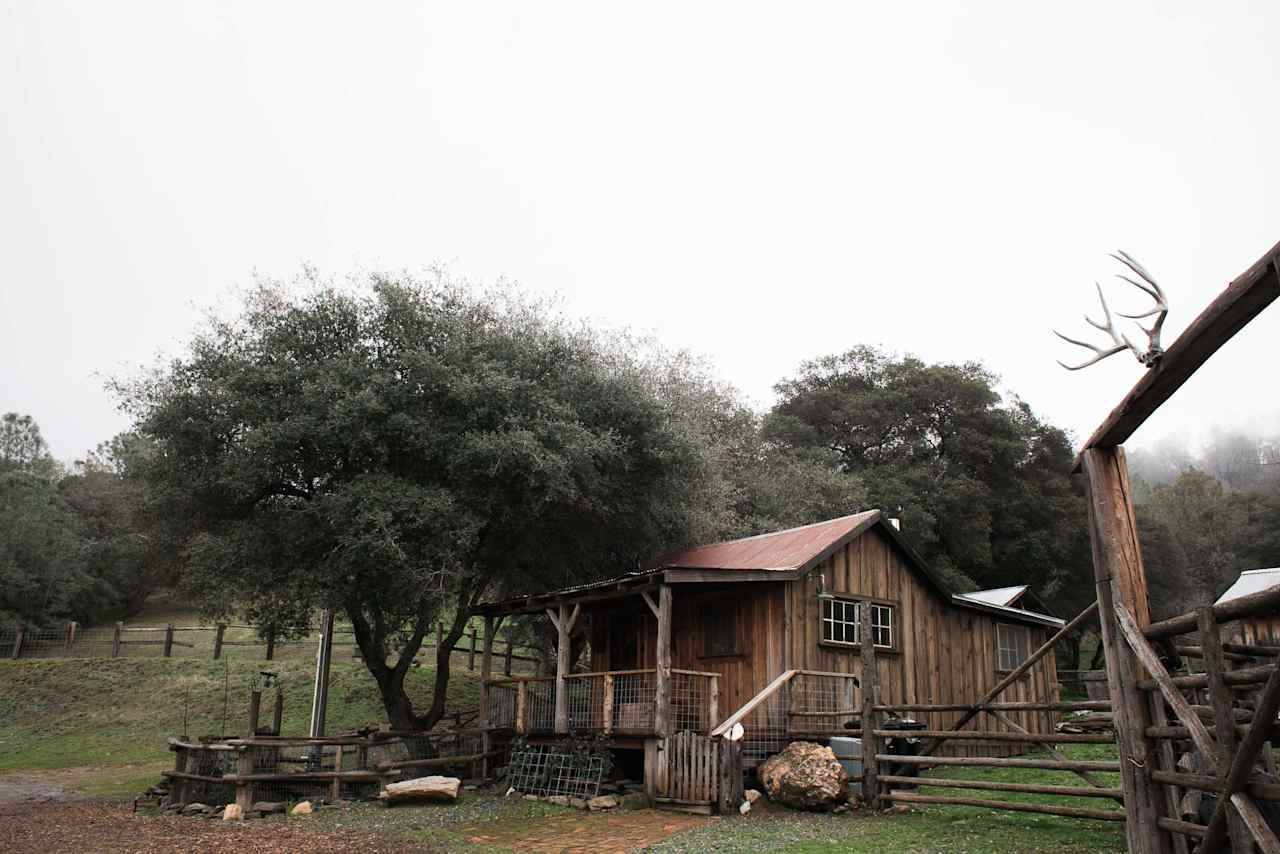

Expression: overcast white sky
xmin=2 ymin=2 xmax=1278 ymax=461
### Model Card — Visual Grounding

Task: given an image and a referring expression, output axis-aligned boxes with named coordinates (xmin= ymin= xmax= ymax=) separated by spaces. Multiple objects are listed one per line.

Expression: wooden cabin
xmin=474 ymin=509 xmax=1063 ymax=807
xmin=1216 ymin=567 xmax=1280 ymax=645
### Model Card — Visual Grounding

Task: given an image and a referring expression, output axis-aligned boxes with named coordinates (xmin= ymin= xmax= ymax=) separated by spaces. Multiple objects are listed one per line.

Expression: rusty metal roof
xmin=656 ymin=510 xmax=881 ymax=572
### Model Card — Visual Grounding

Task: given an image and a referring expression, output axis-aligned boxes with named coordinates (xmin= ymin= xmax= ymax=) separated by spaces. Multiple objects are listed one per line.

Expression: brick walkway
xmin=458 ymin=809 xmax=716 ymax=853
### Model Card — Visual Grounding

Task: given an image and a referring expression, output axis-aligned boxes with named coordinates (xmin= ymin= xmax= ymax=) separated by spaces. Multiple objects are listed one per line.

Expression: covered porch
xmin=474 ymin=576 xmax=723 ymax=740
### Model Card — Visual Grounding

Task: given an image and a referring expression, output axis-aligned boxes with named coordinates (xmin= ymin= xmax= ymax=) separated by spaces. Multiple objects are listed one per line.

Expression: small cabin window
xmin=703 ymin=603 xmax=738 ymax=657
xmin=822 ymin=598 xmax=893 ymax=649
xmin=997 ymin=623 xmax=1030 ymax=671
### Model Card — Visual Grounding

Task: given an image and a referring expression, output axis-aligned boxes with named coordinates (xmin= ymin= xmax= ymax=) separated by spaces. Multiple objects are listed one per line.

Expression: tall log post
xmin=1198 ymin=607 xmax=1252 ymax=853
xmin=468 ymin=629 xmax=477 ymax=671
xmin=65 ymin=621 xmax=77 ymax=652
xmin=213 ymin=624 xmax=225 ymax=660
xmin=602 ymin=674 xmax=615 ymax=735
xmin=655 ymin=585 xmax=673 ymax=738
xmin=235 ymin=747 xmax=254 ymax=812
xmin=480 ymin=615 xmax=495 ymax=779
xmin=516 ymin=681 xmax=528 ymax=735
xmin=503 ymin=632 xmax=513 ymax=676
xmin=264 ymin=625 xmax=275 ymax=661
xmin=553 ymin=605 xmax=571 ymax=734
xmin=246 ymin=687 xmax=262 ymax=738
xmin=10 ymin=624 xmax=24 ymax=660
xmin=1083 ymin=445 xmax=1171 ymax=854
xmin=111 ymin=621 xmax=122 ymax=658
xmin=859 ymin=598 xmax=881 ymax=808
xmin=163 ymin=623 xmax=174 ymax=658
xmin=708 ymin=675 xmax=720 ymax=731
xmin=270 ymin=688 xmax=283 ymax=736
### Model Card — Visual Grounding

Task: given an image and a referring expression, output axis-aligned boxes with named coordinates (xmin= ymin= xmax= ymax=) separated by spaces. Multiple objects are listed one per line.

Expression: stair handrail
xmin=709 ymin=669 xmax=798 ymax=738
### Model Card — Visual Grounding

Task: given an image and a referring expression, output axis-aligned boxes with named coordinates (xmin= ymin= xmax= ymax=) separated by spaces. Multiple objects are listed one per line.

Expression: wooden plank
xmin=878 ymin=774 xmax=1123 ymax=799
xmin=1083 ymin=446 xmax=1172 ymax=854
xmin=1078 ymin=241 xmax=1280 ymax=455
xmin=884 ymin=791 xmax=1125 ymax=821
xmin=878 ymin=754 xmax=1121 ymax=773
xmin=875 ymin=728 xmax=1111 ymax=744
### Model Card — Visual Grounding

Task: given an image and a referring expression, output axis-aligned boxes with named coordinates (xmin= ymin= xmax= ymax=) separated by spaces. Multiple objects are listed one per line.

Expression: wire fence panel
xmin=671 ymin=671 xmax=716 ymax=733
xmin=612 ymin=671 xmax=655 ymax=734
xmin=506 ymin=744 xmax=604 ymax=800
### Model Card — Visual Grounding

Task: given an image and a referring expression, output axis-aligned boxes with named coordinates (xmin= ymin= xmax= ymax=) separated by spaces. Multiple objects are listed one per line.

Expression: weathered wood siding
xmin=590 ymin=525 xmax=1060 ymax=757
xmin=784 ymin=526 xmax=1060 ymax=756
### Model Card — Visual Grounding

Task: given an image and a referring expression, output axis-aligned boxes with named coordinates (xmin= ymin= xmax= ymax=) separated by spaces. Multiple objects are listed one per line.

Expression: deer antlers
xmin=1054 ymin=250 xmax=1169 ymax=371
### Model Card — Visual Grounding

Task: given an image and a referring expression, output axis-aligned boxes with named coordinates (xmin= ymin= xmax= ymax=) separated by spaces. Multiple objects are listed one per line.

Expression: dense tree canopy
xmin=763 ymin=346 xmax=1093 ymax=610
xmin=115 ymin=273 xmax=754 ymax=729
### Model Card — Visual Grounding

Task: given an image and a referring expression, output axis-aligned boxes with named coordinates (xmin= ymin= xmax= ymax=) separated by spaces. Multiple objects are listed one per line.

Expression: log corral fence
xmin=1072 ymin=238 xmax=1280 ymax=854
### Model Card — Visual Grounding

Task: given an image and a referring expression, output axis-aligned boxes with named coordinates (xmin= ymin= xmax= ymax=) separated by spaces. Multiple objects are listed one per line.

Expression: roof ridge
xmin=670 ymin=509 xmax=879 ymax=553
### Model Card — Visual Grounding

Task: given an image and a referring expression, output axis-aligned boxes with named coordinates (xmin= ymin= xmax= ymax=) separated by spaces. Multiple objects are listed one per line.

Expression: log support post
xmin=603 ymin=673 xmax=615 ymax=735
xmin=516 ymin=681 xmax=528 ymax=735
xmin=65 ymin=621 xmax=77 ymax=652
xmin=213 ymin=624 xmax=225 ymax=660
xmin=331 ymin=746 xmax=343 ymax=801
xmin=271 ymin=687 xmax=284 ymax=736
xmin=112 ymin=622 xmax=122 ymax=658
xmin=655 ymin=585 xmax=673 ymax=738
xmin=10 ymin=624 xmax=24 ymax=660
xmin=860 ymin=597 xmax=881 ymax=809
xmin=1083 ymin=445 xmax=1171 ymax=854
xmin=468 ymin=629 xmax=477 ymax=671
xmin=503 ymin=632 xmax=514 ymax=676
xmin=264 ymin=625 xmax=275 ymax=661
xmin=163 ymin=623 xmax=174 ymax=658
xmin=480 ymin=615 xmax=495 ymax=779
xmin=235 ymin=747 xmax=254 ymax=812
xmin=708 ymin=675 xmax=720 ymax=731
xmin=718 ymin=735 xmax=744 ymax=814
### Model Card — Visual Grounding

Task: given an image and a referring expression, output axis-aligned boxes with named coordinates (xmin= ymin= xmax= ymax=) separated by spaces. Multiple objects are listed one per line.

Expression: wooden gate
xmin=654 ymin=732 xmax=719 ymax=813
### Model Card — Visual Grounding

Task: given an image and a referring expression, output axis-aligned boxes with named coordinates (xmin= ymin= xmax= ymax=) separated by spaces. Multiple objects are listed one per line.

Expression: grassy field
xmin=0 ymin=600 xmax=1128 ymax=852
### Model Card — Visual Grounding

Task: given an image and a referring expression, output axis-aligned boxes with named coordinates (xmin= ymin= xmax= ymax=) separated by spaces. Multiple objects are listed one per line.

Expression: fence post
xmin=503 ymin=634 xmax=513 ymax=676
xmin=235 ymin=747 xmax=255 ymax=813
xmin=859 ymin=600 xmax=881 ymax=809
xmin=271 ymin=687 xmax=284 ymax=736
xmin=468 ymin=629 xmax=477 ymax=671
xmin=65 ymin=621 xmax=78 ymax=652
xmin=111 ymin=622 xmax=122 ymax=658
xmin=213 ymin=624 xmax=225 ymax=660
xmin=708 ymin=675 xmax=720 ymax=731
xmin=163 ymin=624 xmax=174 ymax=658
xmin=10 ymin=624 xmax=24 ymax=660
xmin=331 ymin=745 xmax=343 ymax=801
xmin=265 ymin=625 xmax=275 ymax=661
xmin=246 ymin=686 xmax=262 ymax=737
xmin=718 ymin=735 xmax=744 ymax=814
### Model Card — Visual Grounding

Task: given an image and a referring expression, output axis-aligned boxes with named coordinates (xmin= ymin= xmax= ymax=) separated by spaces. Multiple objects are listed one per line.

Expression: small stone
xmin=183 ymin=803 xmax=209 ymax=815
xmin=222 ymin=804 xmax=243 ymax=821
xmin=252 ymin=802 xmax=285 ymax=815
xmin=587 ymin=795 xmax=618 ymax=811
xmin=291 ymin=801 xmax=314 ymax=816
xmin=546 ymin=795 xmax=570 ymax=806
xmin=744 ymin=789 xmax=762 ymax=804
xmin=619 ymin=792 xmax=651 ymax=810
xmin=833 ymin=804 xmax=850 ymax=814
xmin=524 ymin=794 xmax=539 ymax=801
xmin=739 ymin=800 xmax=751 ymax=815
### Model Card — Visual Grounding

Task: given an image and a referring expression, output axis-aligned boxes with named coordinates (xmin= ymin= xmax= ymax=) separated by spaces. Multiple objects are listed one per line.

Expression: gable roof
xmin=958 ymin=585 xmax=1028 ymax=608
xmin=473 ymin=509 xmax=1063 ymax=627
xmin=1216 ymin=568 xmax=1280 ymax=606
xmin=657 ymin=510 xmax=881 ymax=573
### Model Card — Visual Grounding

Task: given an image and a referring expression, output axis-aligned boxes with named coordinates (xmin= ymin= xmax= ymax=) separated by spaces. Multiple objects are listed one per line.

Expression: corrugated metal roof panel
xmin=1215 ymin=568 xmax=1280 ymax=605
xmin=961 ymin=585 xmax=1028 ymax=608
xmin=656 ymin=510 xmax=880 ymax=571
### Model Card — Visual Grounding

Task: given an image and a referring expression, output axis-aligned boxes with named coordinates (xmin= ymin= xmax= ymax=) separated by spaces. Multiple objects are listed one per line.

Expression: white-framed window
xmin=997 ymin=623 xmax=1030 ymax=671
xmin=821 ymin=599 xmax=893 ymax=649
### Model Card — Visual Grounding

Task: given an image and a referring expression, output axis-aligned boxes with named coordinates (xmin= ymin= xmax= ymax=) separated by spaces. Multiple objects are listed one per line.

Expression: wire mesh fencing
xmin=505 ymin=744 xmax=605 ymax=800
xmin=671 ymin=670 xmax=718 ymax=733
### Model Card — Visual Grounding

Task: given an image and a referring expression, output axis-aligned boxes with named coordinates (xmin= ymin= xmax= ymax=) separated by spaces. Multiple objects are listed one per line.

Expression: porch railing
xmin=484 ymin=668 xmax=721 ymax=736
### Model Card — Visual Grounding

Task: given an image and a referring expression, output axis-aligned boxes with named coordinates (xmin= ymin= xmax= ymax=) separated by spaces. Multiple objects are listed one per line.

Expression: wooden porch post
xmin=480 ymin=615 xmax=495 ymax=778
xmin=552 ymin=604 xmax=579 ymax=734
xmin=655 ymin=584 xmax=673 ymax=738
xmin=1083 ymin=445 xmax=1171 ymax=854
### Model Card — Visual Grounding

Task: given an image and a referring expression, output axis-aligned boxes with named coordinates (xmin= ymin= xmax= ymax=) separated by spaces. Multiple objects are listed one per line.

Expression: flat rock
xmin=380 ymin=776 xmax=460 ymax=804
xmin=252 ymin=801 xmax=285 ymax=815
xmin=182 ymin=803 xmax=209 ymax=815
xmin=588 ymin=795 xmax=619 ymax=811
xmin=744 ymin=789 xmax=762 ymax=803
xmin=619 ymin=792 xmax=650 ymax=810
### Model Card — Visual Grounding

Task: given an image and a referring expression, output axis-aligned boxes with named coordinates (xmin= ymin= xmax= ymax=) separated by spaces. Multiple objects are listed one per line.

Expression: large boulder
xmin=379 ymin=776 xmax=461 ymax=804
xmin=757 ymin=741 xmax=849 ymax=811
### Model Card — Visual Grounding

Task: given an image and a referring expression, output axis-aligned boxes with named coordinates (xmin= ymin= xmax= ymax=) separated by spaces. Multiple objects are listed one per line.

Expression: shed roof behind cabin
xmin=1216 ymin=568 xmax=1280 ymax=605
xmin=657 ymin=510 xmax=880 ymax=572
xmin=958 ymin=585 xmax=1028 ymax=608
